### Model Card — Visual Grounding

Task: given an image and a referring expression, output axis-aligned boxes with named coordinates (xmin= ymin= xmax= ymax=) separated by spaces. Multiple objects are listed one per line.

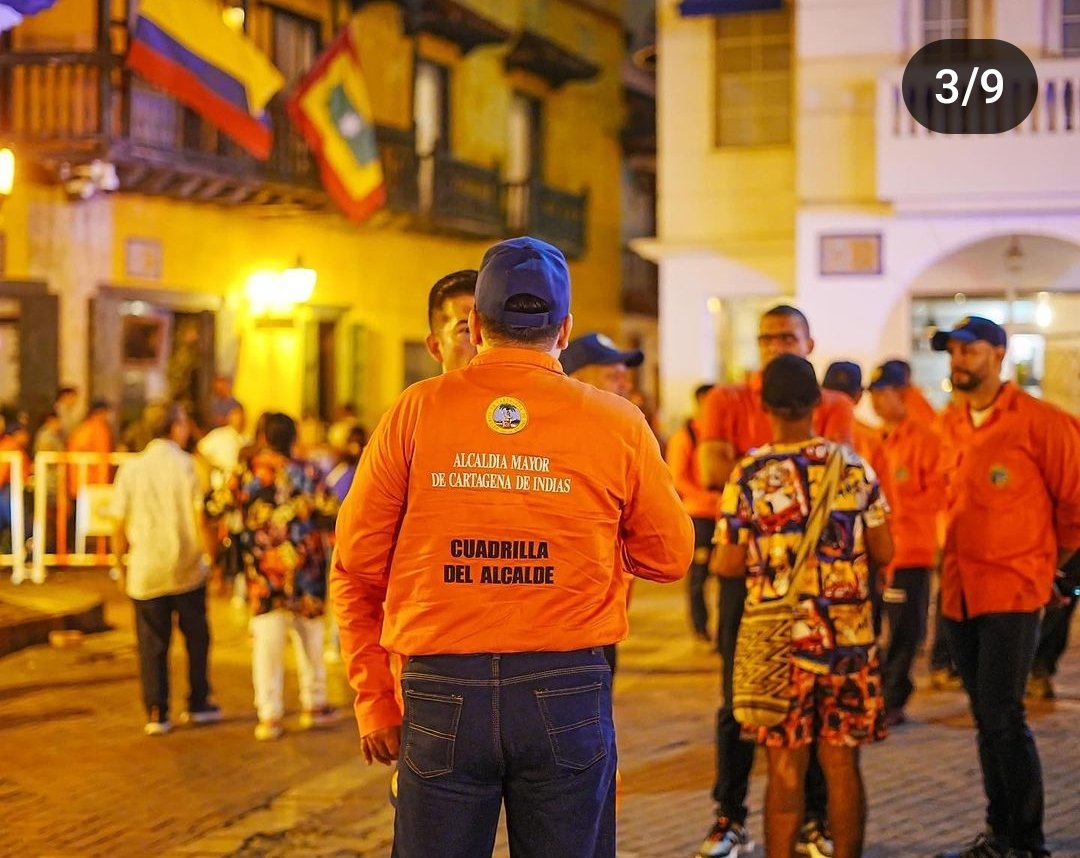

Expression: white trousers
xmin=250 ymin=609 xmax=327 ymax=722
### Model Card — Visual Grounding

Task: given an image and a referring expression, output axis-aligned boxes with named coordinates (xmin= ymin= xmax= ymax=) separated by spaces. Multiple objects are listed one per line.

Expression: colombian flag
xmin=288 ymin=22 xmax=385 ymax=223
xmin=127 ymin=0 xmax=284 ymax=160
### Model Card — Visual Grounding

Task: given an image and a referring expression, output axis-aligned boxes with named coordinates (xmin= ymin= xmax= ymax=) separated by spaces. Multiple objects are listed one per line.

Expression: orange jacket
xmin=665 ymin=419 xmax=721 ymax=519
xmin=879 ymin=417 xmax=943 ymax=569
xmin=331 ymin=348 xmax=693 ymax=735
xmin=0 ymin=436 xmax=31 ymax=489
xmin=938 ymin=383 xmax=1080 ymax=620
xmin=66 ymin=417 xmax=113 ymax=497
xmin=699 ymin=373 xmax=854 ymax=455
xmin=852 ymin=420 xmax=883 ymax=469
xmin=904 ymin=385 xmax=938 ymax=428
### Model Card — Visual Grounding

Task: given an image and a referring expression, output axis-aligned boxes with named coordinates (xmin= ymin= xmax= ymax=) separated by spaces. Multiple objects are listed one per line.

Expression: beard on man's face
xmin=950 ymin=368 xmax=981 ymax=391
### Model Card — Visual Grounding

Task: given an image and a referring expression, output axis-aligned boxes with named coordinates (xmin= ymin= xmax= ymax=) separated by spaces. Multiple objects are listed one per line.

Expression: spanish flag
xmin=127 ymin=0 xmax=284 ymax=160
xmin=288 ymin=22 xmax=386 ymax=223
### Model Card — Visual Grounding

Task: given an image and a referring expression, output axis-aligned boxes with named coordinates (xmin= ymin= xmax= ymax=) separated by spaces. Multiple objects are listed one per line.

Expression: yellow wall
xmin=658 ymin=0 xmax=796 ymax=293
xmin=6 ymin=0 xmax=628 ymax=426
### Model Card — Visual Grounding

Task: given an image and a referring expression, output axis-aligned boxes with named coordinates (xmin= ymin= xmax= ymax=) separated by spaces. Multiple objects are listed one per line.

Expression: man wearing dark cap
xmin=696 ymin=305 xmax=853 ymax=858
xmin=712 ymin=353 xmax=892 ymax=858
xmin=331 ymin=236 xmax=693 ymax=858
xmin=821 ymin=361 xmax=885 ymax=470
xmin=930 ymin=316 xmax=1080 ymax=858
xmin=876 ymin=359 xmax=938 ymax=426
xmin=559 ymin=332 xmax=644 ymax=399
xmin=867 ymin=360 xmax=944 ymax=726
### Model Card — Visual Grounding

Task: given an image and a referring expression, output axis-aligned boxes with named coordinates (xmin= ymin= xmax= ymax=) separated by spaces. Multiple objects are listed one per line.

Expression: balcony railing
xmin=0 ymin=50 xmax=589 ymax=247
xmin=876 ymin=57 xmax=1080 ymax=206
xmin=505 ymin=178 xmax=587 ymax=258
xmin=424 ymin=150 xmax=504 ymax=237
xmin=0 ymin=51 xmax=323 ymax=204
xmin=0 ymin=51 xmax=113 ymax=149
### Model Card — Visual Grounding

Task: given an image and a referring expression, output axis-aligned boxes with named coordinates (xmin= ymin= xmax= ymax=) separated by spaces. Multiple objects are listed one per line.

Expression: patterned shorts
xmin=743 ymin=660 xmax=887 ymax=749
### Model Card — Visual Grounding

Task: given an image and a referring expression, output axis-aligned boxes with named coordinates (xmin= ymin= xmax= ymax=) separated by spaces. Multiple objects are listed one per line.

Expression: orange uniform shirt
xmin=665 ymin=419 xmax=721 ymax=519
xmin=878 ymin=417 xmax=943 ymax=569
xmin=938 ymin=383 xmax=1080 ymax=620
xmin=331 ymin=348 xmax=693 ymax=735
xmin=0 ymin=436 xmax=31 ymax=489
xmin=699 ymin=373 xmax=855 ymax=454
xmin=67 ymin=418 xmax=113 ymax=497
xmin=904 ymin=385 xmax=938 ymax=428
xmin=852 ymin=420 xmax=884 ymax=470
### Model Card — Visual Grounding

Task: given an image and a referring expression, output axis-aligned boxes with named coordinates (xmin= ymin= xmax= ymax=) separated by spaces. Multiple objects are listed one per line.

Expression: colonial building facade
xmin=649 ymin=0 xmax=1080 ymax=427
xmin=0 ymin=0 xmax=629 ymax=430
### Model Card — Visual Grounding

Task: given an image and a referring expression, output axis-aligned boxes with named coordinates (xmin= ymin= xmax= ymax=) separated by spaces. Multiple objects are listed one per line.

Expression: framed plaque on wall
xmin=819 ymin=233 xmax=883 ymax=276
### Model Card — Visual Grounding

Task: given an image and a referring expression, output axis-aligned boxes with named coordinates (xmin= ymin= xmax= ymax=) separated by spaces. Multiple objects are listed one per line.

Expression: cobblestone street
xmin=1 ymin=571 xmax=1077 ymax=858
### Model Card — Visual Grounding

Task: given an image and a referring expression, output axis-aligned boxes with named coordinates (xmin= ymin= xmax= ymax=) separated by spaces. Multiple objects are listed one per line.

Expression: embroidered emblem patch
xmin=486 ymin=397 xmax=528 ymax=435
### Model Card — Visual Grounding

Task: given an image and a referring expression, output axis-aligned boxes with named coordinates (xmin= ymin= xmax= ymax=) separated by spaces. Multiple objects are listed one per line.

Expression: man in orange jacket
xmin=665 ymin=383 xmax=720 ymax=645
xmin=931 ymin=316 xmax=1080 ymax=858
xmin=331 ymin=236 xmax=693 ymax=858
xmin=695 ymin=305 xmax=853 ymax=858
xmin=867 ymin=361 xmax=944 ymax=726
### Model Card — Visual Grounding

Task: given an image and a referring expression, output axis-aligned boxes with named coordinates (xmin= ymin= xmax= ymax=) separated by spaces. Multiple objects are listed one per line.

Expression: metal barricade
xmin=29 ymin=451 xmax=134 ymax=584
xmin=0 ymin=450 xmax=27 ymax=584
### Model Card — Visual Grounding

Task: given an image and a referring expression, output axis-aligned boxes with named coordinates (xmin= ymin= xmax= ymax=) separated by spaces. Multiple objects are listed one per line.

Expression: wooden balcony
xmin=0 ymin=51 xmax=584 ymax=246
xmin=0 ymin=50 xmax=325 ymax=207
xmin=421 ymin=150 xmax=504 ymax=238
xmin=505 ymin=178 xmax=587 ymax=258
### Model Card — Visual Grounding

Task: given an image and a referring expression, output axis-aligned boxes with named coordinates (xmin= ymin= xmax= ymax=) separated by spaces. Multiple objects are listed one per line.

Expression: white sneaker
xmin=144 ymin=707 xmax=172 ymax=736
xmin=254 ymin=719 xmax=284 ymax=741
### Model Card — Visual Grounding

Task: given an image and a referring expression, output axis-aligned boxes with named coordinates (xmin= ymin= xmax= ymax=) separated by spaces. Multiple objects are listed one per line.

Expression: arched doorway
xmin=907 ymin=234 xmax=1080 ymax=413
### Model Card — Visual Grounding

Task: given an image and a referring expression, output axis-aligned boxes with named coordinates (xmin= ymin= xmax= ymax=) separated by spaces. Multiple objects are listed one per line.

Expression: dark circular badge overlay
xmin=902 ymin=40 xmax=1038 ymax=134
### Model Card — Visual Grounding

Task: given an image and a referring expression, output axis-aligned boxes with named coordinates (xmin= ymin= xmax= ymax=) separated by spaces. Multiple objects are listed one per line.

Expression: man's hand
xmin=361 ymin=725 xmax=401 ymax=766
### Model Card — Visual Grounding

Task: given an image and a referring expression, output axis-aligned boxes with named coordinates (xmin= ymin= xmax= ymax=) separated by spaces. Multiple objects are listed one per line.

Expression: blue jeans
xmin=944 ymin=611 xmax=1046 ymax=855
xmin=393 ymin=648 xmax=617 ymax=858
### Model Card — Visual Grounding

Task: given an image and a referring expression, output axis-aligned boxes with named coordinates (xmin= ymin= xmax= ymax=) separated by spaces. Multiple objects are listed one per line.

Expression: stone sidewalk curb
xmin=0 ymin=577 xmax=108 ymax=658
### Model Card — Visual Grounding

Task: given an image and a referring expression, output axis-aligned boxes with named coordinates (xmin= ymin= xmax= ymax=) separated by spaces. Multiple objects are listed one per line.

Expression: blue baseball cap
xmin=475 ymin=236 xmax=570 ymax=328
xmin=930 ymin=316 xmax=1007 ymax=351
xmin=821 ymin=361 xmax=862 ymax=397
xmin=868 ymin=360 xmax=909 ymax=390
xmin=559 ymin=333 xmax=644 ymax=375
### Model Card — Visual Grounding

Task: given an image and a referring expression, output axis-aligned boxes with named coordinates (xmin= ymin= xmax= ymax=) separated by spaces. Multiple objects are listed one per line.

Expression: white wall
xmin=796 ymin=209 xmax=1080 ymax=379
xmin=658 ymin=252 xmax=782 ymax=431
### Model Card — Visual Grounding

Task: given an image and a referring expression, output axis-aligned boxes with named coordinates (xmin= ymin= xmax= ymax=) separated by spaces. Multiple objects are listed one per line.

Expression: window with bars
xmin=922 ymin=0 xmax=969 ymax=43
xmin=1064 ymin=0 xmax=1080 ymax=56
xmin=714 ymin=7 xmax=792 ymax=147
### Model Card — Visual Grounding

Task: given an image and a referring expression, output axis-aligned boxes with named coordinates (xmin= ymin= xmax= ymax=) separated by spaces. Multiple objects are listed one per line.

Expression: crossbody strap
xmin=784 ymin=445 xmax=845 ymax=604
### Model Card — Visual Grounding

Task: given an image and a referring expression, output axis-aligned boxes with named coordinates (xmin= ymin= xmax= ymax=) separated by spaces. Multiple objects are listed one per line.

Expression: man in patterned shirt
xmin=711 ymin=354 xmax=894 ymax=858
xmin=206 ymin=412 xmax=341 ymax=741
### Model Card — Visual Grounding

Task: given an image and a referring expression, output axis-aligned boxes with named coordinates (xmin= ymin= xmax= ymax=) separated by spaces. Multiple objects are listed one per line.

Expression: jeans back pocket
xmin=403 ymin=689 xmax=463 ymax=778
xmin=535 ymin=682 xmax=607 ymax=771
